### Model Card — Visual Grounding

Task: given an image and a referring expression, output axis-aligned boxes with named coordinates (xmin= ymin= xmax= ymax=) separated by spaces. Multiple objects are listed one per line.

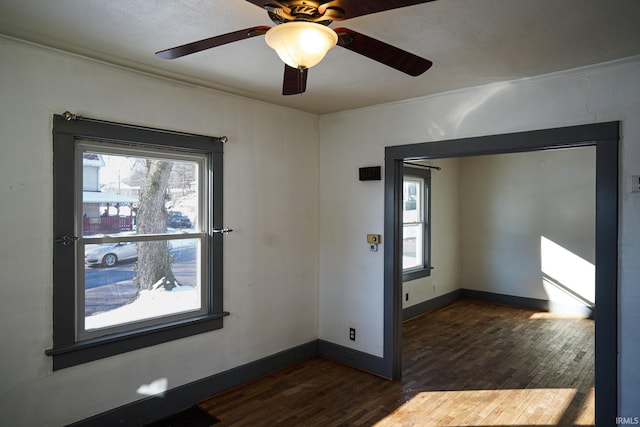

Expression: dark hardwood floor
xmin=199 ymin=299 xmax=594 ymax=426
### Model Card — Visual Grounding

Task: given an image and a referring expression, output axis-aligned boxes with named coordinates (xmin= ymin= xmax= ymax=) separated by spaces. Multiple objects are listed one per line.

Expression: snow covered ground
xmin=85 ymin=285 xmax=200 ymax=330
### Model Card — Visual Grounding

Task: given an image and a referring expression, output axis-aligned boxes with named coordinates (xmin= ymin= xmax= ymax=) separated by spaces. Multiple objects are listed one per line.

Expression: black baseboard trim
xmin=461 ymin=289 xmax=594 ymax=319
xmin=318 ymin=340 xmax=387 ymax=378
xmin=402 ymin=288 xmax=594 ymax=320
xmin=403 ymin=289 xmax=462 ymax=321
xmin=68 ymin=340 xmax=318 ymax=427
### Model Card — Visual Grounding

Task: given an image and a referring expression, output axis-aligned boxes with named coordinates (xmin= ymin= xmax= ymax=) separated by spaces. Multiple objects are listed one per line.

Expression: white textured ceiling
xmin=1 ymin=0 xmax=640 ymax=114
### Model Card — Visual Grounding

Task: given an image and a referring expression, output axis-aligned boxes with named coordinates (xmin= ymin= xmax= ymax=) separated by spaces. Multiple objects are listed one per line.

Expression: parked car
xmin=85 ymin=238 xmax=197 ymax=268
xmin=85 ymin=242 xmax=138 ymax=267
xmin=167 ymin=211 xmax=192 ymax=228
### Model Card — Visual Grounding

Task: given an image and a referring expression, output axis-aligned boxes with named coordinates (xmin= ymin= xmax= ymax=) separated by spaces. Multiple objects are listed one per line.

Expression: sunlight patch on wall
xmin=540 ymin=236 xmax=595 ymax=308
xmin=447 ymin=82 xmax=510 ymax=132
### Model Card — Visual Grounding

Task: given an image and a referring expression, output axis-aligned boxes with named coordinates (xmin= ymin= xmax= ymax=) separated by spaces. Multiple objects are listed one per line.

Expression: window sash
xmin=74 ymin=141 xmax=210 ymax=340
xmin=76 ymin=235 xmax=208 ymax=340
xmin=402 ymin=168 xmax=431 ymax=279
xmin=403 ymin=223 xmax=424 ymax=270
xmin=403 ymin=175 xmax=426 ymax=271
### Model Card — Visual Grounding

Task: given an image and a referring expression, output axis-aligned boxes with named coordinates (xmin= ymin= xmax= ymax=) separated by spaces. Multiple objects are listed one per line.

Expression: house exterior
xmin=81 ymin=153 xmax=137 ymax=235
xmin=1 ymin=36 xmax=639 ymax=426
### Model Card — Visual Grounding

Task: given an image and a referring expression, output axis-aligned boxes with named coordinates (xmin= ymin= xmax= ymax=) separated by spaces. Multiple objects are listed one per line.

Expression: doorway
xmin=382 ymin=122 xmax=618 ymax=425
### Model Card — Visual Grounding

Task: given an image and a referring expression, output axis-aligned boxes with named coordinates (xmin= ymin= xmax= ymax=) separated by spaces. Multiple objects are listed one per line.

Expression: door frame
xmin=382 ymin=122 xmax=619 ymax=424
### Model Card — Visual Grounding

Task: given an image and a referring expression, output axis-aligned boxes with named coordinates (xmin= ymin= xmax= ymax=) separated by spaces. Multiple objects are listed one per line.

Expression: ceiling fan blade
xmin=320 ymin=0 xmax=436 ymax=20
xmin=282 ymin=65 xmax=308 ymax=95
xmin=335 ymin=27 xmax=432 ymax=76
xmin=155 ymin=26 xmax=270 ymax=59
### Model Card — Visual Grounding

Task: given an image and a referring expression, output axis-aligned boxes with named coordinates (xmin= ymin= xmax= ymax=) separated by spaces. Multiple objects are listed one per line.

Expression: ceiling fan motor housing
xmin=266 ymin=0 xmax=344 ymax=25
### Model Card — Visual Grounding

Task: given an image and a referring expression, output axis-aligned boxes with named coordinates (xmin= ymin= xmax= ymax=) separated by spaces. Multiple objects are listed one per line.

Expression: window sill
xmin=403 ymin=267 xmax=432 ymax=282
xmin=46 ymin=312 xmax=229 ymax=370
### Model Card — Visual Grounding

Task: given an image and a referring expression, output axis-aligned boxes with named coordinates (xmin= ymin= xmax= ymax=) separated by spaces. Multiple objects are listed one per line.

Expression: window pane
xmin=83 ymin=238 xmax=201 ymax=333
xmin=403 ymin=224 xmax=424 ymax=270
xmin=81 ymin=152 xmax=199 ymax=236
xmin=403 ymin=179 xmax=422 ymax=222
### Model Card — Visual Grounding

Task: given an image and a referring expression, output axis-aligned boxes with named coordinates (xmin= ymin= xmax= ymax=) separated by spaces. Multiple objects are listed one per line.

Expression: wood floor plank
xmin=199 ymin=299 xmax=594 ymax=426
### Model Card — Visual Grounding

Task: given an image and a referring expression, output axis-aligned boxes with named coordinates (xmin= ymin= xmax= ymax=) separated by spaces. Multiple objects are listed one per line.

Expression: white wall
xmin=318 ymin=57 xmax=640 ymax=413
xmin=402 ymin=158 xmax=461 ymax=309
xmin=460 ymin=148 xmax=596 ymax=314
xmin=0 ymin=39 xmax=319 ymax=426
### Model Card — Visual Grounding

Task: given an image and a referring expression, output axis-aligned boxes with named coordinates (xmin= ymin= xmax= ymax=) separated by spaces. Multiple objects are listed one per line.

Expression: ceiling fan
xmin=155 ymin=0 xmax=435 ymax=95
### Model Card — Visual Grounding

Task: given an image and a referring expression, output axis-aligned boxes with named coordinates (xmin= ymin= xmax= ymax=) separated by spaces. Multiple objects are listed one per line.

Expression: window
xmin=402 ymin=167 xmax=431 ymax=281
xmin=47 ymin=115 xmax=227 ymax=369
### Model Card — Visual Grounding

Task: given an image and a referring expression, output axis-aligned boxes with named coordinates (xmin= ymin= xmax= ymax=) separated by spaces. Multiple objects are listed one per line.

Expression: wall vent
xmin=359 ymin=166 xmax=381 ymax=181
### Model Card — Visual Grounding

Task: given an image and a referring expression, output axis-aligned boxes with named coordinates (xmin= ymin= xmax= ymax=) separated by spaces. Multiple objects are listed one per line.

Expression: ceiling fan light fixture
xmin=265 ymin=21 xmax=338 ymax=69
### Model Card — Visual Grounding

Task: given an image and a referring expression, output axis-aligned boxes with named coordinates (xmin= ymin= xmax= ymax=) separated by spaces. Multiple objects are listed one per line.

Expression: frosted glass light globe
xmin=265 ymin=22 xmax=338 ymax=69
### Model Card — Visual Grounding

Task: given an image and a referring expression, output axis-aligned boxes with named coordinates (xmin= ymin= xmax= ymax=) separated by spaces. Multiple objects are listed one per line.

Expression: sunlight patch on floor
xmin=529 ymin=311 xmax=590 ymax=320
xmin=136 ymin=377 xmax=168 ymax=397
xmin=373 ymin=388 xmax=594 ymax=426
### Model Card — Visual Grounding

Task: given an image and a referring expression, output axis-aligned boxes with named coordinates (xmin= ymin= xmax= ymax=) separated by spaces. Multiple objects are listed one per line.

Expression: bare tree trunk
xmin=136 ymin=160 xmax=179 ymax=291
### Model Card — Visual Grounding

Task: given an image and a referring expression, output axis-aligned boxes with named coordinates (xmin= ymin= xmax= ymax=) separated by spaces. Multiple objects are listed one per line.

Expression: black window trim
xmin=47 ymin=114 xmax=228 ymax=370
xmin=402 ymin=166 xmax=431 ymax=282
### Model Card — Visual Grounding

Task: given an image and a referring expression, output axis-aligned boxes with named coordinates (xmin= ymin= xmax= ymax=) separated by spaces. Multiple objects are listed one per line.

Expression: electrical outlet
xmin=631 ymin=175 xmax=640 ymax=193
xmin=349 ymin=327 xmax=356 ymax=341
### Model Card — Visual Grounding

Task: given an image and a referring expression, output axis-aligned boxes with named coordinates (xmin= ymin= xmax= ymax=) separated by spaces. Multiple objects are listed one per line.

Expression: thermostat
xmin=367 ymin=234 xmax=381 ymax=244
